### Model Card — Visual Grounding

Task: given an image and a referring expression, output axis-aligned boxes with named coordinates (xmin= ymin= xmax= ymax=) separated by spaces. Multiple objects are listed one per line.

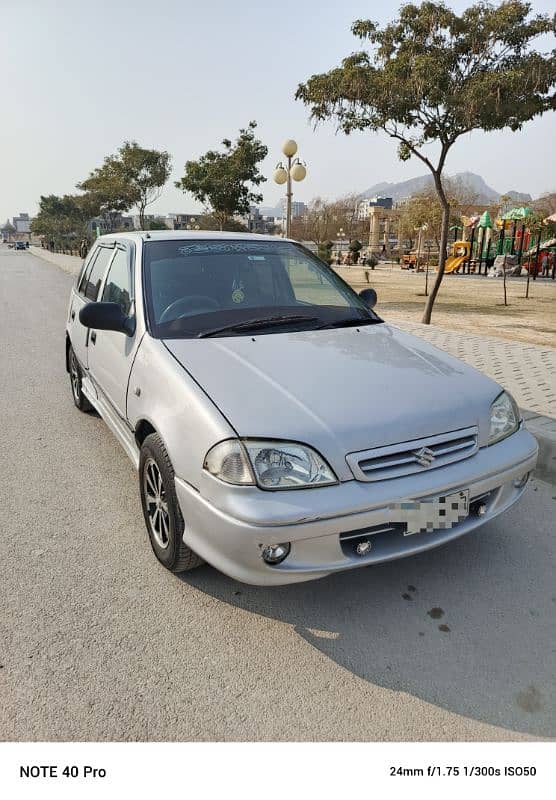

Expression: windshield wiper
xmin=197 ymin=314 xmax=320 ymax=338
xmin=314 ymin=316 xmax=382 ymax=330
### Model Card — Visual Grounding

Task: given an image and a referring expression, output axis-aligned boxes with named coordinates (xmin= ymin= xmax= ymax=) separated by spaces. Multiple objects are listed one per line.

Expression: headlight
xmin=204 ymin=439 xmax=338 ymax=489
xmin=488 ymin=391 xmax=520 ymax=445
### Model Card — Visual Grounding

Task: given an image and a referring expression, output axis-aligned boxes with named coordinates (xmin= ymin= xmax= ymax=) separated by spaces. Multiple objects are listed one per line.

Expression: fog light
xmin=262 ymin=543 xmax=291 ymax=565
xmin=355 ymin=540 xmax=372 ymax=556
xmin=477 ymin=503 xmax=487 ymax=517
xmin=513 ymin=472 xmax=530 ymax=489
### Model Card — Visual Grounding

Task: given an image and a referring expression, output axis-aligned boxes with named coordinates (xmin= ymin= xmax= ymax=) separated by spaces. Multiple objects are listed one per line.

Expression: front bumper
xmin=175 ymin=428 xmax=538 ymax=585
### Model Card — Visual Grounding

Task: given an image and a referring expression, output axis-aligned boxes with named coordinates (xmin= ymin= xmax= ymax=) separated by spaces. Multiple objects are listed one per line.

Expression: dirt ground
xmin=336 ymin=264 xmax=556 ymax=348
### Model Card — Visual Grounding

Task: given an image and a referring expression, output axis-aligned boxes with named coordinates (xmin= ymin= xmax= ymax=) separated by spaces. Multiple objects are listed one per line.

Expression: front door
xmin=68 ymin=244 xmax=116 ymax=369
xmin=87 ymin=243 xmax=138 ymax=420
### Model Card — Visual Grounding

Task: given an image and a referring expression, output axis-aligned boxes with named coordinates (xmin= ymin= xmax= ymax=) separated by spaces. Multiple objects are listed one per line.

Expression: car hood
xmin=164 ymin=324 xmax=500 ymax=480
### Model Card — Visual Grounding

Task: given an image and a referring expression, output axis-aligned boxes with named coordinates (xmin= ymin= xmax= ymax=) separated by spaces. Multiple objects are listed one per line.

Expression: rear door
xmin=87 ymin=242 xmax=138 ymax=419
xmin=68 ymin=244 xmax=116 ymax=368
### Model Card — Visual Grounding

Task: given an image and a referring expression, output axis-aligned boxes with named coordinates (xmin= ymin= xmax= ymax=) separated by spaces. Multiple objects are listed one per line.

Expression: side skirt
xmin=81 ymin=376 xmax=140 ymax=470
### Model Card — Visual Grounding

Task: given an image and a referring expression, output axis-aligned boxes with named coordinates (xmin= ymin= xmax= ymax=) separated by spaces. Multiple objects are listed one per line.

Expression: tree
xmin=290 ymin=197 xmax=334 ymax=244
xmin=296 ymin=1 xmax=555 ymax=323
xmin=196 ymin=213 xmax=248 ymax=232
xmin=398 ymin=184 xmax=469 ymax=247
xmin=318 ymin=240 xmax=334 ymax=264
xmin=175 ymin=122 xmax=267 ymax=230
xmin=349 ymin=239 xmax=363 ymax=263
xmin=78 ymin=141 xmax=172 ymax=229
xmin=31 ymin=194 xmax=94 ymax=245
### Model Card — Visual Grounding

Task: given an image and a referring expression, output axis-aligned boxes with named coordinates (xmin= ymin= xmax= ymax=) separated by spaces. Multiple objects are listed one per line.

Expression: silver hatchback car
xmin=66 ymin=231 xmax=538 ymax=585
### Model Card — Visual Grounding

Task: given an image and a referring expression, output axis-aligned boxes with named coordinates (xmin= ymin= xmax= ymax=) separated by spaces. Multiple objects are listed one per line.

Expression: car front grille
xmin=346 ymin=426 xmax=478 ymax=482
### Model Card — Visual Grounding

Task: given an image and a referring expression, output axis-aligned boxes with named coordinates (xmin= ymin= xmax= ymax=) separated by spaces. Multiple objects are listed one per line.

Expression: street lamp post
xmin=414 ymin=224 xmax=428 ymax=271
xmin=273 ymin=139 xmax=307 ymax=238
xmin=337 ymin=227 xmax=346 ymax=260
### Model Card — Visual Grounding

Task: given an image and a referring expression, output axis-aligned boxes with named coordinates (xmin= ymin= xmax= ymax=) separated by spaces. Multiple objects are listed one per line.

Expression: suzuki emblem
xmin=413 ymin=446 xmax=435 ymax=467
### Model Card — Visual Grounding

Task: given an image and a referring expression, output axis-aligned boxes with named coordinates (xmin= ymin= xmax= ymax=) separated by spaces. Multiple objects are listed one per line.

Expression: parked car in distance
xmin=15 ymin=240 xmax=26 ymax=250
xmin=65 ymin=232 xmax=538 ymax=585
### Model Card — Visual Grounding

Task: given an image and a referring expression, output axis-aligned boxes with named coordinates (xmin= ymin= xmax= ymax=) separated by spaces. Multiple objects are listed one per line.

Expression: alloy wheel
xmin=143 ymin=458 xmax=170 ymax=549
xmin=70 ymin=351 xmax=81 ymax=401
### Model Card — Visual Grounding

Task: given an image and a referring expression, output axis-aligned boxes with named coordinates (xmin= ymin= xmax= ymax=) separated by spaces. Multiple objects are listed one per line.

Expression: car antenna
xmin=145 ymin=231 xmax=151 ymax=239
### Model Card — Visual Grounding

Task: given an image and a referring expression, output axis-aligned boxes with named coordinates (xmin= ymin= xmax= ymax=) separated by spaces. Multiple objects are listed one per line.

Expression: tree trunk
xmin=422 ymin=169 xmax=450 ymax=324
xmin=139 ymin=205 xmax=145 ymax=230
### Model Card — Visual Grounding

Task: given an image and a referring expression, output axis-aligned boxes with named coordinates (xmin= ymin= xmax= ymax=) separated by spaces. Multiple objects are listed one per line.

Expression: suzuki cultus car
xmin=65 ymin=232 xmax=538 ymax=584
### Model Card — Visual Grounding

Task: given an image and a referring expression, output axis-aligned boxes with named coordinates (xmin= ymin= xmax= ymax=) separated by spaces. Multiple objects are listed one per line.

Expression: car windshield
xmin=143 ymin=239 xmax=382 ymax=338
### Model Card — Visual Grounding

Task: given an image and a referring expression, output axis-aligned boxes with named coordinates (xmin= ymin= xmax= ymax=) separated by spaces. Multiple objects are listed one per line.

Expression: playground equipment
xmin=444 ymin=240 xmax=471 ymax=273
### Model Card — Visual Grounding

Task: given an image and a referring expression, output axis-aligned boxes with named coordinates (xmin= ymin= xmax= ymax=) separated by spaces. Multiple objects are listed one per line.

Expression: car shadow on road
xmin=180 ymin=501 xmax=556 ymax=739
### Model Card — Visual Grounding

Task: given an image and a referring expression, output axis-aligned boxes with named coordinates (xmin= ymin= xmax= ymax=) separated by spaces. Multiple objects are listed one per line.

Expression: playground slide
xmin=444 ymin=254 xmax=467 ymax=274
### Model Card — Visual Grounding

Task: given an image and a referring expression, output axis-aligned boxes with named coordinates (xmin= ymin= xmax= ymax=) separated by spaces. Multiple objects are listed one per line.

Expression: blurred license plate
xmin=392 ymin=490 xmax=470 ymax=536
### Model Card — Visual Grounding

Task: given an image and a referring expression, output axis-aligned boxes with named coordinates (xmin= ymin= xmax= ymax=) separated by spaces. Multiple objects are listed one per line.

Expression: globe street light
xmin=336 ymin=227 xmax=347 ymax=258
xmin=273 ymin=139 xmax=307 ymax=238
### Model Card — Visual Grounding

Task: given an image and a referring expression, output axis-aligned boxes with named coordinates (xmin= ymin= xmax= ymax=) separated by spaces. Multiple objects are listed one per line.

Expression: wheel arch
xmin=135 ymin=419 xmax=158 ymax=449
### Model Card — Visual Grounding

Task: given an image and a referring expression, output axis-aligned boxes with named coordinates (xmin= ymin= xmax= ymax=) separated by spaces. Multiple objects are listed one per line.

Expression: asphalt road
xmin=1 ymin=246 xmax=555 ymax=742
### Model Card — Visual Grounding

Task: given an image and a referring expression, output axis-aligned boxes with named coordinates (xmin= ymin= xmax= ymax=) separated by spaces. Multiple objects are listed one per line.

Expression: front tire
xmin=68 ymin=344 xmax=92 ymax=412
xmin=139 ymin=433 xmax=204 ymax=573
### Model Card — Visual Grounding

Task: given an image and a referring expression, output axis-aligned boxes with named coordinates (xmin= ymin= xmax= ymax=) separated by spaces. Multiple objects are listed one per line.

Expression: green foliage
xmin=349 ymin=238 xmax=363 ymax=263
xmin=318 ymin=241 xmax=334 ymax=263
xmin=296 ymin=1 xmax=555 ymax=322
xmin=78 ymin=141 xmax=172 ymax=228
xmin=194 ymin=214 xmax=248 ymax=232
xmin=145 ymin=218 xmax=170 ymax=230
xmin=31 ymin=194 xmax=93 ymax=243
xmin=175 ymin=122 xmax=267 ymax=230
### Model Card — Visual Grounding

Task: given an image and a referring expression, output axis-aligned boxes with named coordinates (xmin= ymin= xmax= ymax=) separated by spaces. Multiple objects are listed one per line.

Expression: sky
xmin=1 ymin=0 xmax=555 ymax=223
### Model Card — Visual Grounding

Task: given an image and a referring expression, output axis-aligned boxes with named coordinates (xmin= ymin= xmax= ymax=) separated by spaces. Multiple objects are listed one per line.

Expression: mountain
xmin=361 ymin=171 xmax=532 ymax=204
xmin=259 ymin=204 xmax=284 ymax=217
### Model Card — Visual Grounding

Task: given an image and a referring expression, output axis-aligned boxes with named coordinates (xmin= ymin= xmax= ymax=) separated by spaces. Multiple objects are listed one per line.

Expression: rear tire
xmin=68 ymin=344 xmax=92 ymax=412
xmin=139 ymin=432 xmax=204 ymax=573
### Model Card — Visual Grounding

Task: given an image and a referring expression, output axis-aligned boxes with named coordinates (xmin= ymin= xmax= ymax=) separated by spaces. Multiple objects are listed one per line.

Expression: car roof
xmin=95 ymin=230 xmax=293 ymax=245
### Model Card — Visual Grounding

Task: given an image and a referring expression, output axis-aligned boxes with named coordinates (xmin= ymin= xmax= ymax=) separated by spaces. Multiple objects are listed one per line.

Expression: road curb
xmin=524 ymin=413 xmax=556 ymax=484
xmin=29 ymin=245 xmax=82 ymax=276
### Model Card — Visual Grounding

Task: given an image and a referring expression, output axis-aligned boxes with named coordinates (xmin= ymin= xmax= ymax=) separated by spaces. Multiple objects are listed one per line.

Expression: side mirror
xmin=79 ymin=302 xmax=135 ymax=336
xmin=359 ymin=288 xmax=377 ymax=309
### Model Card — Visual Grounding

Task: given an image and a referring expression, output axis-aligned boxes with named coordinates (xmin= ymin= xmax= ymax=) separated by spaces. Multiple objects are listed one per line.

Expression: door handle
xmin=71 ymin=310 xmax=75 ymax=320
xmin=90 ymin=331 xmax=96 ymax=344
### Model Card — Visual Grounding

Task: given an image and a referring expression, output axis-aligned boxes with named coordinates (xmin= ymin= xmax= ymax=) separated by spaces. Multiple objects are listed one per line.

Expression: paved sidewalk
xmin=29 ymin=245 xmax=82 ymax=276
xmin=31 ymin=246 xmax=556 ymax=480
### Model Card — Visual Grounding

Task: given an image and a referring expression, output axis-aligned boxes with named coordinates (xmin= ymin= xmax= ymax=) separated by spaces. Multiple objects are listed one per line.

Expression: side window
xmin=78 ymin=248 xmax=99 ymax=295
xmin=283 ymin=254 xmax=351 ymax=307
xmin=83 ymin=247 xmax=114 ymax=301
xmin=76 ymin=247 xmax=97 ymax=292
xmin=101 ymin=247 xmax=133 ymax=315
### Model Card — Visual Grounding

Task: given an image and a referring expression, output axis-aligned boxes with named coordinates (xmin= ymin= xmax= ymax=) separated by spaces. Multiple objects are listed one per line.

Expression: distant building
xmin=13 ymin=212 xmax=32 ymax=234
xmin=357 ymin=196 xmax=393 ymax=220
xmin=88 ymin=214 xmax=134 ymax=235
xmin=2 ymin=213 xmax=33 ymax=242
xmin=241 ymin=206 xmax=279 ymax=235
xmin=166 ymin=213 xmax=201 ymax=230
xmin=280 ymin=199 xmax=307 ymax=219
